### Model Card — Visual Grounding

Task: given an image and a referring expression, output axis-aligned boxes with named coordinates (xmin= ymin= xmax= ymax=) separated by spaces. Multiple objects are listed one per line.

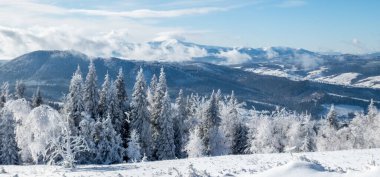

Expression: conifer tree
xmin=151 ymin=67 xmax=168 ymax=159
xmin=126 ymin=129 xmax=142 ymax=162
xmin=15 ymin=80 xmax=26 ymax=99
xmin=156 ymin=90 xmax=176 ymax=160
xmin=64 ymin=66 xmax=85 ymax=134
xmin=114 ymin=68 xmax=129 ymax=147
xmin=98 ymin=72 xmax=111 ymax=118
xmin=0 ymin=109 xmax=20 ymax=165
xmin=84 ymin=61 xmax=99 ymax=118
xmin=0 ymin=82 xmax=9 ymax=108
xmin=94 ymin=114 xmax=124 ymax=164
xmin=31 ymin=86 xmax=43 ymax=108
xmin=174 ymin=89 xmax=186 ymax=158
xmin=327 ymin=104 xmax=338 ymax=129
xmin=130 ymin=67 xmax=152 ymax=159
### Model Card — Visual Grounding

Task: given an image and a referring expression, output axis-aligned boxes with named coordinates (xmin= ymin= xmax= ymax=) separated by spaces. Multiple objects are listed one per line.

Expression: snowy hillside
xmin=0 ymin=148 xmax=379 ymax=177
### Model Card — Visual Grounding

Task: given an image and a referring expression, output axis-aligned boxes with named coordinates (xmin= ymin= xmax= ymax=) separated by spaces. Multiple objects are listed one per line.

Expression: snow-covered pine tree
xmin=31 ymin=86 xmax=43 ymax=108
xmin=130 ymin=67 xmax=152 ymax=159
xmin=15 ymin=80 xmax=26 ymax=99
xmin=126 ymin=129 xmax=142 ymax=162
xmin=94 ymin=114 xmax=124 ymax=164
xmin=185 ymin=127 xmax=204 ymax=158
xmin=0 ymin=82 xmax=9 ymax=108
xmin=114 ymin=68 xmax=129 ymax=147
xmin=367 ymin=99 xmax=378 ymax=121
xmin=327 ymin=104 xmax=338 ymax=129
xmin=299 ymin=114 xmax=316 ymax=152
xmin=0 ymin=109 xmax=20 ymax=165
xmin=84 ymin=60 xmax=99 ymax=119
xmin=156 ymin=90 xmax=176 ymax=160
xmin=98 ymin=72 xmax=111 ymax=118
xmin=151 ymin=67 xmax=168 ymax=159
xmin=77 ymin=113 xmax=96 ymax=164
xmin=64 ymin=66 xmax=85 ymax=134
xmin=220 ymin=91 xmax=246 ymax=154
xmin=173 ymin=89 xmax=187 ymax=158
xmin=147 ymin=74 xmax=158 ymax=114
xmin=199 ymin=90 xmax=225 ymax=156
xmin=232 ymin=122 xmax=249 ymax=154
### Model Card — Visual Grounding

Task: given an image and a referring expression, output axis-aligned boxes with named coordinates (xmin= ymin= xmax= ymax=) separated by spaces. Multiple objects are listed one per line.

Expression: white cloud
xmin=215 ymin=49 xmax=251 ymax=64
xmin=0 ymin=26 xmax=209 ymax=61
xmin=70 ymin=7 xmax=227 ymax=18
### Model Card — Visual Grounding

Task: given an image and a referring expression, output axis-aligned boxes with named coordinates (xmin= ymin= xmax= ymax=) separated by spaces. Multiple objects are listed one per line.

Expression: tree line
xmin=0 ymin=61 xmax=379 ymax=167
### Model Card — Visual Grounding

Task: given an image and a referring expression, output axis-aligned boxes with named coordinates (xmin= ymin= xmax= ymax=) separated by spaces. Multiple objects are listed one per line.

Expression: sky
xmin=0 ymin=0 xmax=379 ymax=59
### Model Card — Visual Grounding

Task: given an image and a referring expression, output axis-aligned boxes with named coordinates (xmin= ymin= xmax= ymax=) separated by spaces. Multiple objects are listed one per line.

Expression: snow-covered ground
xmin=1 ymin=148 xmax=379 ymax=177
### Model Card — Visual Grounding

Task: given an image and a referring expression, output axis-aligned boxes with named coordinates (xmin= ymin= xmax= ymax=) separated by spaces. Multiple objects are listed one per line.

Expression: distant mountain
xmin=0 ymin=50 xmax=379 ymax=118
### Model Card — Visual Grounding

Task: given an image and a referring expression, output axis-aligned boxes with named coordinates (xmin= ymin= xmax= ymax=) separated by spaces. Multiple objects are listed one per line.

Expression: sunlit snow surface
xmin=0 ymin=149 xmax=379 ymax=177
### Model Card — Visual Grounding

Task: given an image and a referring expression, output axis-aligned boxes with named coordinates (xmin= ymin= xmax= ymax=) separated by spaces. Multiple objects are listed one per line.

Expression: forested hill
xmin=0 ymin=50 xmax=379 ymax=117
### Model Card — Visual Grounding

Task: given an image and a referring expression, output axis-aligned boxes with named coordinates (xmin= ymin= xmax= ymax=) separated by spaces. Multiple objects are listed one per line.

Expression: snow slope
xmin=0 ymin=149 xmax=379 ymax=177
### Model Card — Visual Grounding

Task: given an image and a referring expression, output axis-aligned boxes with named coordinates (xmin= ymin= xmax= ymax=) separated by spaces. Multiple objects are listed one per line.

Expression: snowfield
xmin=1 ymin=148 xmax=379 ymax=177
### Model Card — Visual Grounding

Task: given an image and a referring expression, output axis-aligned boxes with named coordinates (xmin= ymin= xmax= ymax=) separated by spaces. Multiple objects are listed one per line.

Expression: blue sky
xmin=0 ymin=0 xmax=379 ymax=59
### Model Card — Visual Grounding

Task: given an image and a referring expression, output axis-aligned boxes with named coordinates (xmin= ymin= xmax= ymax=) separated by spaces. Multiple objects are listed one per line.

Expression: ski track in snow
xmin=0 ymin=148 xmax=379 ymax=177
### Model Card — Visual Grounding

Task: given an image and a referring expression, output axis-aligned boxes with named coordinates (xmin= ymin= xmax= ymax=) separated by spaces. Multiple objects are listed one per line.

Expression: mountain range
xmin=1 ymin=44 xmax=380 ymax=118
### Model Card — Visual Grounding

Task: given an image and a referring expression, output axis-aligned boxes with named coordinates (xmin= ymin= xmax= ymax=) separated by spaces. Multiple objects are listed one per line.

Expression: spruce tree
xmin=114 ymin=68 xmax=129 ymax=148
xmin=232 ymin=122 xmax=248 ymax=154
xmin=174 ymin=89 xmax=186 ymax=158
xmin=0 ymin=109 xmax=20 ymax=165
xmin=156 ymin=90 xmax=176 ymax=160
xmin=151 ymin=67 xmax=168 ymax=159
xmin=0 ymin=82 xmax=9 ymax=108
xmin=31 ymin=86 xmax=43 ymax=108
xmin=367 ymin=99 xmax=378 ymax=120
xmin=15 ymin=80 xmax=26 ymax=99
xmin=200 ymin=91 xmax=223 ymax=156
xmin=64 ymin=66 xmax=85 ymax=134
xmin=98 ymin=72 xmax=111 ymax=118
xmin=126 ymin=129 xmax=142 ymax=162
xmin=327 ymin=104 xmax=338 ymax=129
xmin=94 ymin=114 xmax=124 ymax=164
xmin=130 ymin=67 xmax=152 ymax=159
xmin=84 ymin=60 xmax=99 ymax=118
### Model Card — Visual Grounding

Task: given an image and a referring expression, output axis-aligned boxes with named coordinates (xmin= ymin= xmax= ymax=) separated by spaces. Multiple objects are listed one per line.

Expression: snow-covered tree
xmin=249 ymin=115 xmax=277 ymax=153
xmin=232 ymin=122 xmax=249 ymax=154
xmin=130 ymin=67 xmax=152 ymax=159
xmin=367 ymin=99 xmax=378 ymax=121
xmin=63 ymin=66 xmax=85 ymax=134
xmin=94 ymin=114 xmax=124 ymax=164
xmin=98 ymin=72 xmax=111 ymax=118
xmin=199 ymin=91 xmax=226 ymax=156
xmin=126 ymin=129 xmax=142 ymax=162
xmin=84 ymin=61 xmax=99 ymax=118
xmin=173 ymin=89 xmax=187 ymax=158
xmin=299 ymin=114 xmax=316 ymax=152
xmin=20 ymin=105 xmax=62 ymax=163
xmin=77 ymin=113 xmax=96 ymax=164
xmin=44 ymin=114 xmax=89 ymax=168
xmin=327 ymin=104 xmax=338 ymax=129
xmin=147 ymin=74 xmax=158 ymax=114
xmin=114 ymin=68 xmax=129 ymax=146
xmin=220 ymin=91 xmax=246 ymax=154
xmin=185 ymin=127 xmax=204 ymax=158
xmin=151 ymin=68 xmax=168 ymax=156
xmin=316 ymin=118 xmax=339 ymax=151
xmin=0 ymin=82 xmax=9 ymax=108
xmin=0 ymin=109 xmax=20 ymax=165
xmin=156 ymin=90 xmax=176 ymax=160
xmin=31 ymin=87 xmax=43 ymax=108
xmin=15 ymin=80 xmax=26 ymax=99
